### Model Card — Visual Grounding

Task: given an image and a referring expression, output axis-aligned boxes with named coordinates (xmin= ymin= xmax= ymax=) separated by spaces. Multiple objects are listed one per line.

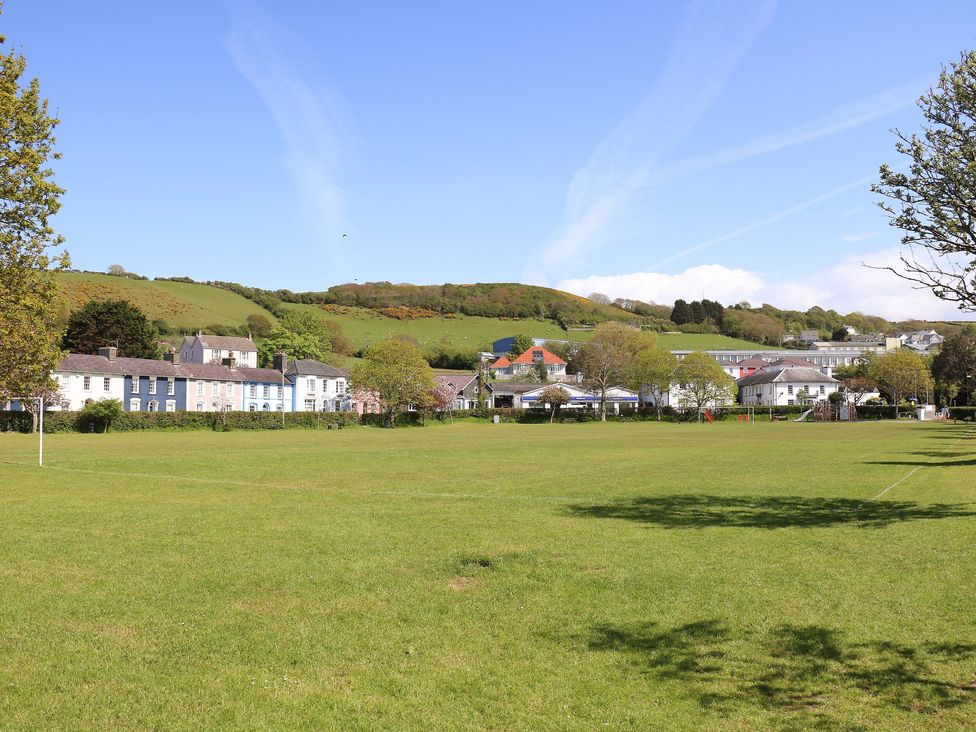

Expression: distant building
xmin=737 ymin=365 xmax=840 ymax=406
xmin=490 ymin=346 xmax=568 ymax=381
xmin=492 ymin=336 xmax=570 ymax=357
xmin=179 ymin=334 xmax=258 ymax=368
xmin=433 ymin=373 xmax=485 ymax=411
xmin=286 ymin=359 xmax=348 ymax=412
xmin=896 ymin=330 xmax=945 ymax=353
xmin=798 ymin=330 xmax=820 ymax=343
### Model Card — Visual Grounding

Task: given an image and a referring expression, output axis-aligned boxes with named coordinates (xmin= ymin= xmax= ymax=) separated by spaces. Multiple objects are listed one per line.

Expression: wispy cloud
xmin=523 ymin=1 xmax=779 ymax=284
xmin=651 ymin=174 xmax=876 ymax=269
xmin=225 ymin=13 xmax=351 ymax=271
xmin=841 ymin=231 xmax=880 ymax=243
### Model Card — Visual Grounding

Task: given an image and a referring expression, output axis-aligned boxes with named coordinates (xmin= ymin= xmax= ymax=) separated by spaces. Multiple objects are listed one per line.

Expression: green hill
xmin=55 ymin=272 xmax=278 ymax=331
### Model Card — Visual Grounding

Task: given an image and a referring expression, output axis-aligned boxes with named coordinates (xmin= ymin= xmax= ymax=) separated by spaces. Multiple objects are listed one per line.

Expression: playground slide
xmin=794 ymin=408 xmax=814 ymax=422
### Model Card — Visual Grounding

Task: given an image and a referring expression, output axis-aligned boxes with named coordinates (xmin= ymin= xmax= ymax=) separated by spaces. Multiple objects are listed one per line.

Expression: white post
xmin=38 ymin=397 xmax=44 ymax=467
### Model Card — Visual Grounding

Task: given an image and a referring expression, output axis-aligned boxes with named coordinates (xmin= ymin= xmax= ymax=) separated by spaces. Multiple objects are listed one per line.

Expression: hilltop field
xmin=1 ymin=420 xmax=974 ymax=730
xmin=54 ymin=272 xmax=774 ymax=352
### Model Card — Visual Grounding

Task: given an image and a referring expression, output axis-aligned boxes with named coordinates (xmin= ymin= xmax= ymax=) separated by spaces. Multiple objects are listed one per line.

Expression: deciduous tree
xmin=578 ymin=322 xmax=652 ymax=421
xmin=63 ymin=299 xmax=160 ymax=359
xmin=629 ymin=346 xmax=680 ymax=420
xmin=539 ymin=385 xmax=570 ymax=422
xmin=350 ymin=339 xmax=435 ymax=427
xmin=257 ymin=310 xmax=333 ymax=365
xmin=0 ymin=24 xmax=69 ymax=403
xmin=930 ymin=332 xmax=976 ymax=404
xmin=508 ymin=334 xmax=534 ymax=358
xmin=675 ymin=351 xmax=737 ymax=414
xmin=868 ymin=349 xmax=934 ymax=416
xmin=873 ymin=50 xmax=976 ymax=311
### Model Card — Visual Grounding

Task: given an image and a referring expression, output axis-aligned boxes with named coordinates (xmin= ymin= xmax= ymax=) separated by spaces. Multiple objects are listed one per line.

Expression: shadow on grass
xmin=588 ymin=621 xmax=976 ymax=722
xmin=566 ymin=495 xmax=975 ymax=529
xmin=867 ymin=458 xmax=976 ymax=468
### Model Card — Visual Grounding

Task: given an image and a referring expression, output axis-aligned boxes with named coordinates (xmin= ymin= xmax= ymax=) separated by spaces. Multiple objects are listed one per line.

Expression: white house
xmin=286 ymin=359 xmax=348 ymax=412
xmin=737 ymin=365 xmax=840 ymax=406
xmin=179 ymin=334 xmax=258 ymax=368
xmin=52 ymin=351 xmax=126 ymax=410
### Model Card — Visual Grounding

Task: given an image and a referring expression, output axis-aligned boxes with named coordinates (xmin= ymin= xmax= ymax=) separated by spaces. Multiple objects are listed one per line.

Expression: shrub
xmin=78 ymin=399 xmax=125 ymax=433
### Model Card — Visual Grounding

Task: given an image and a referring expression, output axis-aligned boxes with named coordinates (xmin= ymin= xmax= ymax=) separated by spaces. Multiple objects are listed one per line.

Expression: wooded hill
xmin=54 ymin=271 xmax=972 ymax=352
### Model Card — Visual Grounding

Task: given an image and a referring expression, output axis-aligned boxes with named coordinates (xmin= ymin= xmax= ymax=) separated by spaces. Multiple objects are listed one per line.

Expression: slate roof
xmin=510 ymin=346 xmax=566 ymax=366
xmin=286 ymin=359 xmax=347 ymax=378
xmin=181 ymin=335 xmax=257 ymax=352
xmin=737 ymin=366 xmax=838 ymax=387
xmin=736 ymin=357 xmax=771 ymax=370
xmin=235 ymin=366 xmax=289 ymax=384
xmin=489 ymin=381 xmax=551 ymax=394
xmin=767 ymin=357 xmax=818 ymax=369
xmin=177 ymin=362 xmax=244 ymax=381
xmin=434 ymin=373 xmax=478 ymax=392
xmin=58 ymin=353 xmax=182 ymax=377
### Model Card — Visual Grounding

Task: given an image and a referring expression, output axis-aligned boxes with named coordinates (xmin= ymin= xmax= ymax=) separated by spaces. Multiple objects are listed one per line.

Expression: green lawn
xmin=2 ymin=421 xmax=974 ymax=729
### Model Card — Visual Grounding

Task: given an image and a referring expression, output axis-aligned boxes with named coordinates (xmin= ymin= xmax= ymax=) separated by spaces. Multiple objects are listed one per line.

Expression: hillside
xmin=55 ymin=272 xmax=277 ymax=332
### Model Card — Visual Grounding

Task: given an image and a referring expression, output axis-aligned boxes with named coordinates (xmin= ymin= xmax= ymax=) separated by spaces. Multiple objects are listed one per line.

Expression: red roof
xmin=510 ymin=346 xmax=566 ymax=366
xmin=491 ymin=356 xmax=512 ymax=368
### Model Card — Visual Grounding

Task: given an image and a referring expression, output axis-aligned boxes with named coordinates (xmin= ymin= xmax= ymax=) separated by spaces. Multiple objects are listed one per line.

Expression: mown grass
xmin=1 ymin=421 xmax=974 ymax=729
xmin=55 ymin=272 xmax=278 ymax=330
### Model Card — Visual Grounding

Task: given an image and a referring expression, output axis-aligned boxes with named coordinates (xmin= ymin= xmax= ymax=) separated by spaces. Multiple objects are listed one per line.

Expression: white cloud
xmin=840 ymin=231 xmax=880 ymax=243
xmin=225 ymin=15 xmax=350 ymax=270
xmin=523 ymin=1 xmax=778 ymax=284
xmin=557 ymin=249 xmax=972 ymax=321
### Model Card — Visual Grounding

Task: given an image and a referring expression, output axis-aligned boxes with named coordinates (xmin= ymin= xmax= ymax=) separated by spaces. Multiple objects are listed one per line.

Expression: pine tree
xmin=0 ymin=23 xmax=69 ymax=403
xmin=670 ymin=299 xmax=690 ymax=325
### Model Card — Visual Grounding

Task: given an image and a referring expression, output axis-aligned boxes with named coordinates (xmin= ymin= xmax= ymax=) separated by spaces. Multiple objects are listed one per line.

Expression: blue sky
xmin=7 ymin=1 xmax=976 ymax=320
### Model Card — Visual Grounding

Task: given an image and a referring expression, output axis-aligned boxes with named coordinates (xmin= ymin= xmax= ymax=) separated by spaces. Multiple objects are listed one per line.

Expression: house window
xmin=249 ymin=404 xmax=256 ymax=412
xmin=165 ymin=400 xmax=176 ymax=412
xmin=249 ymin=385 xmax=257 ymax=398
xmin=103 ymin=377 xmax=111 ymax=392
xmin=263 ymin=385 xmax=270 ymax=399
xmin=819 ymin=385 xmax=825 ymax=395
xmin=307 ymin=379 xmax=315 ymax=394
xmin=129 ymin=398 xmax=140 ymax=411
xmin=788 ymin=399 xmax=795 ymax=406
xmin=197 ymin=381 xmax=204 ymax=395
xmin=304 ymin=399 xmax=316 ymax=411
xmin=131 ymin=376 xmax=139 ymax=392
xmin=225 ymin=383 xmax=233 ymax=395
xmin=263 ymin=403 xmax=270 ymax=412
xmin=167 ymin=379 xmax=175 ymax=396
xmin=196 ymin=402 xmax=204 ymax=412
xmin=149 ymin=378 xmax=157 ymax=395
xmin=321 ymin=378 xmax=328 ymax=393
xmin=532 ymin=350 xmax=543 ymax=362
xmin=787 ymin=385 xmax=794 ymax=395
xmin=336 ymin=381 xmax=345 ymax=395
xmin=147 ymin=400 xmax=158 ymax=412
xmin=83 ymin=376 xmax=91 ymax=391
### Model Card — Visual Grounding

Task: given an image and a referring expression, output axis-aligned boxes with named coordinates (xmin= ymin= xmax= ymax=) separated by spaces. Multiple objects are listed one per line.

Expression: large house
xmin=491 ymin=346 xmax=569 ymax=382
xmin=737 ymin=365 xmax=840 ymax=406
xmin=179 ymin=334 xmax=258 ymax=368
xmin=286 ymin=359 xmax=348 ymax=412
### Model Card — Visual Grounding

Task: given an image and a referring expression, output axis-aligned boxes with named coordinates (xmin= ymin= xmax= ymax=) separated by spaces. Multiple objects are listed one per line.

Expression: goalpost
xmin=8 ymin=397 xmax=44 ymax=466
xmin=697 ymin=405 xmax=756 ymax=424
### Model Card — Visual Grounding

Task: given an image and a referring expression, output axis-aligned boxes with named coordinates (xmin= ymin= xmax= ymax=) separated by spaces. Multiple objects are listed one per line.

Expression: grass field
xmin=1 ymin=421 xmax=974 ymax=729
xmin=56 ymin=272 xmax=278 ymax=330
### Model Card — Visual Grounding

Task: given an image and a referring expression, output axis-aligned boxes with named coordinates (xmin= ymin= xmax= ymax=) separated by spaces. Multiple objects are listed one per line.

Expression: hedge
xmin=0 ymin=410 xmax=360 ymax=434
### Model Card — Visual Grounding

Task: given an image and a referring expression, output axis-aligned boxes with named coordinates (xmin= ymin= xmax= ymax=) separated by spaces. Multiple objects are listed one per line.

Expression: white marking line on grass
xmin=867 ymin=428 xmax=975 ymax=502
xmin=0 ymin=462 xmax=593 ymax=504
xmin=868 ymin=466 xmax=924 ymax=502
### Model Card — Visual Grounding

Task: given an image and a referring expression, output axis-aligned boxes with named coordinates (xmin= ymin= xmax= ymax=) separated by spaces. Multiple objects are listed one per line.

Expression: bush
xmin=78 ymin=399 xmax=125 ymax=433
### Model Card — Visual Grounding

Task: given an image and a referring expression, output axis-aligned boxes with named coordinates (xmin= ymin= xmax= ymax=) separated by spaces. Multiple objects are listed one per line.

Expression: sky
xmin=6 ymin=0 xmax=976 ymax=321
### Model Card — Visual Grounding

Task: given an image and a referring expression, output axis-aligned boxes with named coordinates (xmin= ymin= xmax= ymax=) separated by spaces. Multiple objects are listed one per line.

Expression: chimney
xmin=163 ymin=349 xmax=180 ymax=365
xmin=222 ymin=356 xmax=237 ymax=369
xmin=98 ymin=346 xmax=117 ymax=361
xmin=273 ymin=352 xmax=287 ymax=373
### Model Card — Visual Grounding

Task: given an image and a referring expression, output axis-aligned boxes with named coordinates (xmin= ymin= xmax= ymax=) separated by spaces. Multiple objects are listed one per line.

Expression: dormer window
xmin=532 ymin=350 xmax=543 ymax=362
